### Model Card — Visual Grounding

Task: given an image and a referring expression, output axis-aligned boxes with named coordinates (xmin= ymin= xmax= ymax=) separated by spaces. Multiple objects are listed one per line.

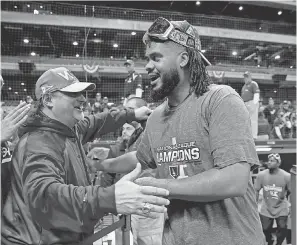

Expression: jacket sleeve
xmin=77 ymin=108 xmax=136 ymax=145
xmin=22 ymin=153 xmax=117 ymax=233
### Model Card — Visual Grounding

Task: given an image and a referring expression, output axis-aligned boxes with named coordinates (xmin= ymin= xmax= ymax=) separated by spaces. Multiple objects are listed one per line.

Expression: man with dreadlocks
xmin=91 ymin=18 xmax=265 ymax=245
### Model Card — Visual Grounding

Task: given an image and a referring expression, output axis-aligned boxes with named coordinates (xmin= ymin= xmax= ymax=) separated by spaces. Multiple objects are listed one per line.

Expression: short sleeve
xmin=251 ymin=82 xmax=260 ymax=94
xmin=136 ymin=128 xmax=156 ymax=170
xmin=208 ymin=88 xmax=260 ymax=169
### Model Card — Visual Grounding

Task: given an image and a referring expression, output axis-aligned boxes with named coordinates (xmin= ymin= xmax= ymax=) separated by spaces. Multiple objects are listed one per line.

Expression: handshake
xmin=87 ymin=147 xmax=170 ymax=219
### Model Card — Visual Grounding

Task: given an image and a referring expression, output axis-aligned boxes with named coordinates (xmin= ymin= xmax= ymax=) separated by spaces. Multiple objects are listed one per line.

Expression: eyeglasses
xmin=143 ymin=17 xmax=211 ymax=66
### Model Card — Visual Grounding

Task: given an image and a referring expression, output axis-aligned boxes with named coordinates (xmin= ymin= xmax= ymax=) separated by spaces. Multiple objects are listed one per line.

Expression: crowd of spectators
xmin=258 ymin=98 xmax=296 ymax=140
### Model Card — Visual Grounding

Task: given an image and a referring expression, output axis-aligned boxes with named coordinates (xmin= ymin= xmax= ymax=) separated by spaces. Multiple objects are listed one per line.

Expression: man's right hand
xmin=134 ymin=106 xmax=152 ymax=121
xmin=115 ymin=163 xmax=170 ymax=219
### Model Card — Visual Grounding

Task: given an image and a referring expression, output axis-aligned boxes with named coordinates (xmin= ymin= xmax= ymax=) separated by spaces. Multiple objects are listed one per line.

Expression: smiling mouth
xmin=149 ymin=74 xmax=160 ymax=86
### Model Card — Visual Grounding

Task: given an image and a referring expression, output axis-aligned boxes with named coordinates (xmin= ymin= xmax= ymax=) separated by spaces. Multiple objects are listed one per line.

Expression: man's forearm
xmin=95 ymin=151 xmax=138 ymax=173
xmin=139 ymin=162 xmax=250 ymax=202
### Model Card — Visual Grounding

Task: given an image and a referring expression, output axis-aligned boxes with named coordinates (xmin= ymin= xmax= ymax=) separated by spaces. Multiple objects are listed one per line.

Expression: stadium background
xmin=1 ymin=1 xmax=296 ymax=244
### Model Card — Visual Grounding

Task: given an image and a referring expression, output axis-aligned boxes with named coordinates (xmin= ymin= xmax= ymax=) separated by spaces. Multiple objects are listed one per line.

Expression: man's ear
xmin=179 ymin=51 xmax=190 ymax=68
xmin=42 ymin=94 xmax=54 ymax=108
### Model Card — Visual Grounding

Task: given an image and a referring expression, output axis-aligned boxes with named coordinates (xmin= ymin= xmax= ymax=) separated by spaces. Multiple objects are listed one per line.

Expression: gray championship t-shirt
xmin=255 ymin=169 xmax=290 ymax=218
xmin=136 ymin=85 xmax=265 ymax=245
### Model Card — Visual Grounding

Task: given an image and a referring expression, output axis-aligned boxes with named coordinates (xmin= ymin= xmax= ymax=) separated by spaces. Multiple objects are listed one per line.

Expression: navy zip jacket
xmin=1 ymin=108 xmax=135 ymax=245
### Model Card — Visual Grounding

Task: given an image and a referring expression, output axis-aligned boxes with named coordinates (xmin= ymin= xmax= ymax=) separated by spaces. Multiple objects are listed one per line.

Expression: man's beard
xmin=150 ymin=68 xmax=180 ymax=102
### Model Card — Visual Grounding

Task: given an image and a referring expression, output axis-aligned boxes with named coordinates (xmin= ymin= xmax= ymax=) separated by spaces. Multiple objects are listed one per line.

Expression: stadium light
xmin=23 ymin=39 xmax=29 ymax=44
xmin=131 ymin=32 xmax=136 ymax=36
xmin=239 ymin=6 xmax=243 ymax=11
xmin=31 ymin=52 xmax=36 ymax=56
xmin=76 ymin=54 xmax=79 ymax=57
xmin=73 ymin=41 xmax=78 ymax=46
xmin=278 ymin=11 xmax=282 ymax=15
xmin=275 ymin=55 xmax=280 ymax=60
xmin=113 ymin=44 xmax=119 ymax=48
xmin=196 ymin=1 xmax=201 ymax=6
xmin=232 ymin=51 xmax=237 ymax=56
xmin=93 ymin=39 xmax=103 ymax=43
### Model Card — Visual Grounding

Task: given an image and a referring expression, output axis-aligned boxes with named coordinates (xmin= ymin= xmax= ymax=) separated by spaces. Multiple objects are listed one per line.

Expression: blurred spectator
xmin=91 ymin=92 xmax=103 ymax=114
xmin=95 ymin=92 xmax=102 ymax=103
xmin=280 ymin=101 xmax=293 ymax=139
xmin=241 ymin=71 xmax=260 ymax=140
xmin=257 ymin=111 xmax=270 ymax=141
xmin=91 ymin=96 xmax=164 ymax=245
xmin=263 ymin=98 xmax=278 ymax=129
xmin=102 ymin=96 xmax=110 ymax=113
xmin=123 ymin=59 xmax=143 ymax=105
xmin=117 ymin=97 xmax=126 ymax=111
xmin=25 ymin=95 xmax=33 ymax=104
xmin=254 ymin=154 xmax=291 ymax=245
xmin=271 ymin=111 xmax=285 ymax=140
xmin=290 ymin=111 xmax=296 ymax=138
xmin=258 ymin=99 xmax=265 ymax=112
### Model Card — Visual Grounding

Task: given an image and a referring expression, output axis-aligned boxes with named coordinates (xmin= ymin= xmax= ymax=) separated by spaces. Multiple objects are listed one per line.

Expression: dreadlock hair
xmin=185 ymin=47 xmax=212 ymax=97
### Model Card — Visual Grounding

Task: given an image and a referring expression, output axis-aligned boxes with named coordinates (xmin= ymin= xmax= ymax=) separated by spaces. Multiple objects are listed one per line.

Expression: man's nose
xmin=78 ymin=93 xmax=86 ymax=102
xmin=145 ymin=60 xmax=154 ymax=73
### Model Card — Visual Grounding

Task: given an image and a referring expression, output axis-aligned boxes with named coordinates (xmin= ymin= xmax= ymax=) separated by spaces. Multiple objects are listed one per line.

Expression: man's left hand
xmin=134 ymin=106 xmax=152 ymax=121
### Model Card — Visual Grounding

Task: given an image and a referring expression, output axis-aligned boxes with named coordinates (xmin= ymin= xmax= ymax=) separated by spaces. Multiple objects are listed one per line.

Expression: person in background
xmin=123 ymin=59 xmax=143 ymax=105
xmin=102 ymin=96 xmax=110 ymax=113
xmin=290 ymin=111 xmax=296 ymax=138
xmin=92 ymin=92 xmax=103 ymax=114
xmin=25 ymin=95 xmax=34 ymax=104
xmin=254 ymin=153 xmax=291 ymax=245
xmin=258 ymin=111 xmax=270 ymax=141
xmin=280 ymin=100 xmax=292 ymax=139
xmin=271 ymin=111 xmax=285 ymax=140
xmin=241 ymin=71 xmax=260 ymax=140
xmin=263 ymin=98 xmax=278 ymax=130
xmin=89 ymin=97 xmax=164 ymax=245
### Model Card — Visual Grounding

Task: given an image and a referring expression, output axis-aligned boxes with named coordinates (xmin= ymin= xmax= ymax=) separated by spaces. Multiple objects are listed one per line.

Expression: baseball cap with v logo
xmin=35 ymin=67 xmax=95 ymax=100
